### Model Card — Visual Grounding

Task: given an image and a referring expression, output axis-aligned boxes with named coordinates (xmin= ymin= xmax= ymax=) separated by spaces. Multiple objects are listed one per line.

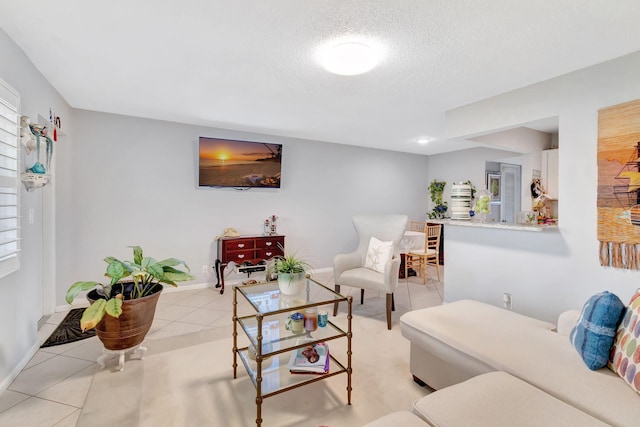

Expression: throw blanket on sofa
xmin=597 ymin=98 xmax=640 ymax=269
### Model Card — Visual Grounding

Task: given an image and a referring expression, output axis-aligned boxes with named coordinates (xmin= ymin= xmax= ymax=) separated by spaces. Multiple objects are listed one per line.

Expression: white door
xmin=500 ymin=163 xmax=521 ymax=223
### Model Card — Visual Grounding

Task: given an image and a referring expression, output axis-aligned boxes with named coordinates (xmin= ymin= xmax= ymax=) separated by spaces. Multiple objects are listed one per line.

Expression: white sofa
xmin=387 ymin=299 xmax=640 ymax=427
xmin=364 ymin=371 xmax=609 ymax=427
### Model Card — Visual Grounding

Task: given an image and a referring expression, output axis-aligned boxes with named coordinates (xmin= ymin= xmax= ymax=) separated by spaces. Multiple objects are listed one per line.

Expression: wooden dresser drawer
xmin=224 ymin=239 xmax=255 ymax=251
xmin=256 ymin=236 xmax=284 ymax=249
xmin=227 ymin=250 xmax=255 ymax=264
xmin=256 ymin=248 xmax=283 ymax=260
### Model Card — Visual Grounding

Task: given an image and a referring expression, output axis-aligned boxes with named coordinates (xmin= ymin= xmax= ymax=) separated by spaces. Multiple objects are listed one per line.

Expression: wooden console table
xmin=215 ymin=235 xmax=285 ymax=294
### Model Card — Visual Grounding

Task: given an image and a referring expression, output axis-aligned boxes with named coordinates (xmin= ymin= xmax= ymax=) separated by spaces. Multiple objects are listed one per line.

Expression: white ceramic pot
xmin=451 ymin=183 xmax=472 ymax=220
xmin=277 ymin=272 xmax=306 ymax=295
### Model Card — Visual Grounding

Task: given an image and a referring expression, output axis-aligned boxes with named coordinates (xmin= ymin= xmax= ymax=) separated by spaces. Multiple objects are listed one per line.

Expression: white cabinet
xmin=541 ymin=149 xmax=558 ymax=199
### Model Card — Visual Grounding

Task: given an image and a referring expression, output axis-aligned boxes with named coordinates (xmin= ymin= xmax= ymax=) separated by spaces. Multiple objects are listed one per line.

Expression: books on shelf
xmin=287 ymin=340 xmax=329 ymax=374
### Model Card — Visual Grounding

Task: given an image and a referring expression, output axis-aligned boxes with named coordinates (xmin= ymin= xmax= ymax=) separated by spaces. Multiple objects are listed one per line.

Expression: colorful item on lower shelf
xmin=288 ymin=340 xmax=329 ymax=374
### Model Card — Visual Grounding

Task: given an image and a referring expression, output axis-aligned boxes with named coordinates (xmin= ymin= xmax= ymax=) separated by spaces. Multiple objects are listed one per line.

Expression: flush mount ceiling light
xmin=320 ymin=41 xmax=380 ymax=76
xmin=417 ymin=137 xmax=433 ymax=144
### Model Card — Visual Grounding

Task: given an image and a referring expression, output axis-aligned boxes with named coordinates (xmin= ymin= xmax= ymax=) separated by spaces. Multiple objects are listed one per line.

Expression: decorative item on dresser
xmin=215 ymin=234 xmax=285 ymax=294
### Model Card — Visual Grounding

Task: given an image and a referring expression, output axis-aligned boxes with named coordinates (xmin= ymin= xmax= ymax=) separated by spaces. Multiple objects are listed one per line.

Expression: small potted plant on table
xmin=268 ymin=250 xmax=313 ymax=295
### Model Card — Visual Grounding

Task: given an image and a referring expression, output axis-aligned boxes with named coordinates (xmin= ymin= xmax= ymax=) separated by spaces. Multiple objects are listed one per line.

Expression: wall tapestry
xmin=598 ymin=99 xmax=640 ymax=269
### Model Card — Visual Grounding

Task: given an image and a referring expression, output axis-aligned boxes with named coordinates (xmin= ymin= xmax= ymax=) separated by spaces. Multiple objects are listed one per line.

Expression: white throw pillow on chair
xmin=364 ymin=236 xmax=394 ymax=273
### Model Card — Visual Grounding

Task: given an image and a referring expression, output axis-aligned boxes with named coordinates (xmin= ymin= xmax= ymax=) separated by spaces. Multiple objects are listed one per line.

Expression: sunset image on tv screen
xmin=199 ymin=137 xmax=282 ymax=188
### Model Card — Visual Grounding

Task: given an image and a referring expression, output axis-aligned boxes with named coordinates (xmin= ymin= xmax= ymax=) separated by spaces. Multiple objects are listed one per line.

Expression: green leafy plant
xmin=65 ymin=246 xmax=195 ymax=331
xmin=267 ymin=245 xmax=313 ymax=285
xmin=462 ymin=180 xmax=477 ymax=200
xmin=269 ymin=253 xmax=313 ymax=274
xmin=427 ymin=180 xmax=448 ymax=219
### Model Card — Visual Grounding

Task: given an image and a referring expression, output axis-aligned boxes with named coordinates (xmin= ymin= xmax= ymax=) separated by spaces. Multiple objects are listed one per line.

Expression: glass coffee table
xmin=233 ymin=277 xmax=353 ymax=427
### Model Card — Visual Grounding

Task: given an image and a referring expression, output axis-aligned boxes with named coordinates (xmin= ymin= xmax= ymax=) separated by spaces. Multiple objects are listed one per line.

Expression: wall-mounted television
xmin=199 ymin=137 xmax=282 ymax=188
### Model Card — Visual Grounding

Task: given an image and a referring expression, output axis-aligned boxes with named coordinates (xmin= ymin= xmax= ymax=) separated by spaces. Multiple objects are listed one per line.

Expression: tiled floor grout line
xmin=0 ymin=272 xmax=444 ymax=426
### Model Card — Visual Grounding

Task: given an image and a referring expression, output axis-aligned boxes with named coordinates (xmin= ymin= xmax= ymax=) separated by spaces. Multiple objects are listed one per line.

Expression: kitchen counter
xmin=428 ymin=218 xmax=558 ymax=232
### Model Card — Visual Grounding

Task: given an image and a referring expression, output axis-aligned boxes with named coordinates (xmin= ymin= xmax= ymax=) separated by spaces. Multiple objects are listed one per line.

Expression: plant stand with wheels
xmin=96 ymin=343 xmax=147 ymax=372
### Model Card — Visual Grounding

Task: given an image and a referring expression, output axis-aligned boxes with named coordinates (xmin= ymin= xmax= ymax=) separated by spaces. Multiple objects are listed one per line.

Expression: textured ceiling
xmin=1 ymin=1 xmax=640 ymax=155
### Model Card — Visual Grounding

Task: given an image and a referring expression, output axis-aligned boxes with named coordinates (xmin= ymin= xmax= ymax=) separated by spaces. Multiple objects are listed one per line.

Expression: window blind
xmin=0 ymin=79 xmax=20 ymax=278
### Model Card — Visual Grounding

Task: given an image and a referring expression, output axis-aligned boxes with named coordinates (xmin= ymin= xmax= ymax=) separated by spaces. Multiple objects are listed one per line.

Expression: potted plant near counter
xmin=65 ymin=246 xmax=195 ymax=350
xmin=268 ymin=250 xmax=313 ymax=295
xmin=428 ymin=179 xmax=448 ymax=219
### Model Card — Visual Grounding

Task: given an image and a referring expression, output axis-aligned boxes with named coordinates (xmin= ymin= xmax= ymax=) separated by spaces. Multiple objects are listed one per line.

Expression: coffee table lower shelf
xmin=233 ymin=279 xmax=353 ymax=426
xmin=237 ymin=348 xmax=349 ymax=397
xmin=235 ymin=347 xmax=352 ymax=425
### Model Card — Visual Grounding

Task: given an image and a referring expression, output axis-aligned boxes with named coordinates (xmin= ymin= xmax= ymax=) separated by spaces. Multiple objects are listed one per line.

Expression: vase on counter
xmin=474 ymin=189 xmax=491 ymax=223
xmin=451 ymin=183 xmax=472 ymax=220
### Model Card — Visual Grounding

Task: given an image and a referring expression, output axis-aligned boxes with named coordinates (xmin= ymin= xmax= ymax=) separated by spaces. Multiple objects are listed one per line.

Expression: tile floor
xmin=0 ymin=270 xmax=443 ymax=427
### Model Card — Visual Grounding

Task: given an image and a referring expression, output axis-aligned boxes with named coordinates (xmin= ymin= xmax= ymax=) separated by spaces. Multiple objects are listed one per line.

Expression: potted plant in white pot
xmin=65 ymin=245 xmax=195 ymax=350
xmin=268 ymin=250 xmax=313 ymax=295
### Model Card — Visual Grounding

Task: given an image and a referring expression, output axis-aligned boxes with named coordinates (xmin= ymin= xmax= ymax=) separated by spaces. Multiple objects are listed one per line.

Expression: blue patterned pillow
xmin=570 ymin=291 xmax=625 ymax=370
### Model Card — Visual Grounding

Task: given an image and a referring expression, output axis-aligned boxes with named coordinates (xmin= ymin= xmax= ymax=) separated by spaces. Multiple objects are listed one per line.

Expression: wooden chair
xmin=409 ymin=221 xmax=427 ymax=232
xmin=405 ymin=224 xmax=442 ymax=284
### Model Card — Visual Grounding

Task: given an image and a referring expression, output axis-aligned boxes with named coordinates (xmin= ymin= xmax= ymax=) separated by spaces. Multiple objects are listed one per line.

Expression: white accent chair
xmin=332 ymin=214 xmax=408 ymax=330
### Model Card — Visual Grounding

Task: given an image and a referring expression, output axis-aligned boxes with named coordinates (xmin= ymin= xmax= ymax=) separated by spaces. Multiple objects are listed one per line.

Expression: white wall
xmin=471 ymin=127 xmax=553 ymax=154
xmin=441 ymin=51 xmax=640 ymax=323
xmin=56 ymin=111 xmax=430 ymax=305
xmin=0 ymin=27 xmax=431 ymax=391
xmin=0 ymin=28 xmax=73 ymax=390
xmin=471 ymin=127 xmax=552 ymax=211
xmin=426 ymin=146 xmax=521 ymax=214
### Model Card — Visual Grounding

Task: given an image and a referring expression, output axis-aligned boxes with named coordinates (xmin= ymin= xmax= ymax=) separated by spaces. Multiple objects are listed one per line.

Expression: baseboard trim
xmin=0 ymin=339 xmax=40 ymax=395
xmin=57 ymin=271 xmax=333 ymax=313
xmin=59 ymin=281 xmax=217 ymax=312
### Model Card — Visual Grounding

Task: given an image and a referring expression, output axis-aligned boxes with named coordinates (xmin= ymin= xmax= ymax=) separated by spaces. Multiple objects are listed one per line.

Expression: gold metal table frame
xmin=233 ymin=278 xmax=353 ymax=426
